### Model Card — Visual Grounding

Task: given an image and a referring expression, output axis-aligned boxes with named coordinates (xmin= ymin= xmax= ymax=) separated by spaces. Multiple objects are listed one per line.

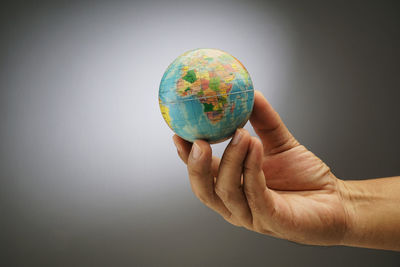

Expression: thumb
xmin=250 ymin=91 xmax=299 ymax=155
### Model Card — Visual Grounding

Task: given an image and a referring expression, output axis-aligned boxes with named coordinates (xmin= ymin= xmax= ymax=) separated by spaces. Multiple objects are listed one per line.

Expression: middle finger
xmin=215 ymin=129 xmax=253 ymax=228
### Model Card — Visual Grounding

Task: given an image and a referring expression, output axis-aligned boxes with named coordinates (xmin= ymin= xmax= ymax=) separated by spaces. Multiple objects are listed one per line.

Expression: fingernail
xmin=232 ymin=129 xmax=243 ymax=145
xmin=191 ymin=142 xmax=202 ymax=160
xmin=172 ymin=136 xmax=181 ymax=153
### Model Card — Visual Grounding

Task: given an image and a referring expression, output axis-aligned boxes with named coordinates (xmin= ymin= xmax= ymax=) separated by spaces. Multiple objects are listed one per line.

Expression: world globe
xmin=159 ymin=48 xmax=254 ymax=143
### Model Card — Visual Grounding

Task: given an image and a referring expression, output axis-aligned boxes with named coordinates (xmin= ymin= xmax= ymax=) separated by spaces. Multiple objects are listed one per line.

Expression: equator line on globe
xmin=159 ymin=48 xmax=254 ymax=143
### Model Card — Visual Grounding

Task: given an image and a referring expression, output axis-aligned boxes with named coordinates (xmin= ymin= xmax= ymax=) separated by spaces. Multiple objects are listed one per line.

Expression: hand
xmin=172 ymin=91 xmax=350 ymax=246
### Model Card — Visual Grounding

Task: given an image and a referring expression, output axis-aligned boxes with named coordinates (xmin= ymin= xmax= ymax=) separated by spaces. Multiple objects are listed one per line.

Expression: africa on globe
xmin=159 ymin=48 xmax=254 ymax=143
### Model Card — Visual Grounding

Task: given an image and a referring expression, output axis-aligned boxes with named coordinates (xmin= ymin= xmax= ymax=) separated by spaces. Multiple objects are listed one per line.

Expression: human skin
xmin=172 ymin=91 xmax=400 ymax=251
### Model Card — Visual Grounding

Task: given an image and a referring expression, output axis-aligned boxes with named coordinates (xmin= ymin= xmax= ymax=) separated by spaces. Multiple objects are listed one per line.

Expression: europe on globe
xmin=159 ymin=48 xmax=254 ymax=143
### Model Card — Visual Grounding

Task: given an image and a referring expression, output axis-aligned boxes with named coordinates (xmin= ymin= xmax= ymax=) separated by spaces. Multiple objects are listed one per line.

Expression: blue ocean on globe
xmin=159 ymin=48 xmax=254 ymax=143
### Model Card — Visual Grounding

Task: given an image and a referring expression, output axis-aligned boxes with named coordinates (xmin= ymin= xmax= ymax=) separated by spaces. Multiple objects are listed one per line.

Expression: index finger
xmin=173 ymin=135 xmax=220 ymax=177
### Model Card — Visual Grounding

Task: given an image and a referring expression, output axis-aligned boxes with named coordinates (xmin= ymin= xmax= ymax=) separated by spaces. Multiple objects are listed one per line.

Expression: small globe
xmin=159 ymin=48 xmax=254 ymax=143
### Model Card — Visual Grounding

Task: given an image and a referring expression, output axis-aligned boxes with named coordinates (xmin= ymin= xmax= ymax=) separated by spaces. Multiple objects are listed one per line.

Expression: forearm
xmin=339 ymin=177 xmax=400 ymax=251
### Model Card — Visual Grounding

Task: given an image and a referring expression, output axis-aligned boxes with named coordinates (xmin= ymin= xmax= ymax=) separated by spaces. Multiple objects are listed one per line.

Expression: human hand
xmin=173 ymin=92 xmax=348 ymax=245
xmin=172 ymin=91 xmax=350 ymax=246
xmin=172 ymin=91 xmax=400 ymax=251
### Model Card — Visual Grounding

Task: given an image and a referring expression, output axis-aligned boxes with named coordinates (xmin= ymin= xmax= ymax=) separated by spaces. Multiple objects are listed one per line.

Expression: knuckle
xmin=215 ymin=186 xmax=236 ymax=202
xmin=220 ymin=153 xmax=236 ymax=167
xmin=252 ymin=219 xmax=273 ymax=235
xmin=187 ymin=166 xmax=204 ymax=178
xmin=195 ymin=191 xmax=213 ymax=206
xmin=243 ymin=161 xmax=259 ymax=175
xmin=197 ymin=194 xmax=211 ymax=206
xmin=225 ymin=214 xmax=241 ymax=227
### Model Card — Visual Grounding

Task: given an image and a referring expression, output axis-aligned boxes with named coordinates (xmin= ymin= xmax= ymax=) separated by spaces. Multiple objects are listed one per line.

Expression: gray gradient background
xmin=1 ymin=0 xmax=400 ymax=266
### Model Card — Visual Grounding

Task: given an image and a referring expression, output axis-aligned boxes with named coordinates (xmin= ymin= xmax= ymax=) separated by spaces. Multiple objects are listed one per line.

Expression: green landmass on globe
xmin=159 ymin=48 xmax=254 ymax=143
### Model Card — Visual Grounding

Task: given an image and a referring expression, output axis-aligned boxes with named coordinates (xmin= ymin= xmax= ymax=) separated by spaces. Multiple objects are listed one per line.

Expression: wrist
xmin=336 ymin=179 xmax=364 ymax=247
xmin=336 ymin=177 xmax=400 ymax=251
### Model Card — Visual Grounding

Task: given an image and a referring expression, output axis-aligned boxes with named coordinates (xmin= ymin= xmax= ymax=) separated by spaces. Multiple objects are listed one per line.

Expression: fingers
xmin=215 ymin=129 xmax=253 ymax=228
xmin=173 ymin=135 xmax=220 ymax=177
xmin=243 ymin=137 xmax=274 ymax=216
xmin=186 ymin=140 xmax=232 ymax=220
xmin=243 ymin=137 xmax=278 ymax=234
xmin=173 ymin=131 xmax=279 ymax=231
xmin=250 ymin=91 xmax=299 ymax=155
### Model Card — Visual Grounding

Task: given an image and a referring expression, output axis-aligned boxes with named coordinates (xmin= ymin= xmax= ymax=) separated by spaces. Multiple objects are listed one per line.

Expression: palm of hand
xmin=173 ymin=91 xmax=350 ymax=246
xmin=260 ymin=144 xmax=348 ymax=245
